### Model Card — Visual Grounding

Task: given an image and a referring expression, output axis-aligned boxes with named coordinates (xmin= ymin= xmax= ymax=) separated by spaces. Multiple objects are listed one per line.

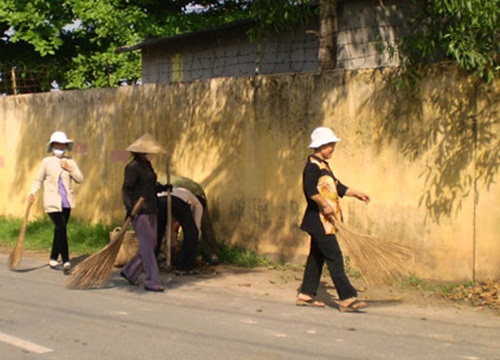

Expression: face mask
xmin=52 ymin=149 xmax=65 ymax=158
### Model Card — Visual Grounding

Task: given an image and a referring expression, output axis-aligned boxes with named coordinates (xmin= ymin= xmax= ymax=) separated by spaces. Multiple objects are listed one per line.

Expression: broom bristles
xmin=8 ymin=202 xmax=32 ymax=270
xmin=67 ymin=198 xmax=144 ymax=289
xmin=8 ymin=241 xmax=25 ymax=270
xmin=66 ymin=224 xmax=130 ymax=289
xmin=331 ymin=218 xmax=413 ymax=287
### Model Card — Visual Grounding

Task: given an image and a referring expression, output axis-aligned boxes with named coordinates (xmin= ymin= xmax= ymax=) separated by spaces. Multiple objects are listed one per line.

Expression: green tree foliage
xmin=0 ymin=0 xmax=319 ymax=91
xmin=1 ymin=0 xmax=498 ymax=91
xmin=401 ymin=0 xmax=499 ymax=84
xmin=390 ymin=0 xmax=499 ymax=223
xmin=0 ymin=0 xmax=250 ymax=90
xmin=246 ymin=0 xmax=318 ymax=40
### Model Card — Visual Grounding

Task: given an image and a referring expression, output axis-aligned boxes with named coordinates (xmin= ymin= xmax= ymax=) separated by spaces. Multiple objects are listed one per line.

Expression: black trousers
xmin=156 ymin=196 xmax=199 ymax=271
xmin=48 ymin=208 xmax=71 ymax=263
xmin=197 ymin=202 xmax=220 ymax=259
xmin=300 ymin=232 xmax=357 ymax=301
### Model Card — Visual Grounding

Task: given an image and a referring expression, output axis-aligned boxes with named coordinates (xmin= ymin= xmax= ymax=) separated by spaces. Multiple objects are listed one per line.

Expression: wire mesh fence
xmin=0 ymin=62 xmax=62 ymax=96
xmin=139 ymin=22 xmax=402 ymax=85
xmin=0 ymin=25 xmax=400 ymax=96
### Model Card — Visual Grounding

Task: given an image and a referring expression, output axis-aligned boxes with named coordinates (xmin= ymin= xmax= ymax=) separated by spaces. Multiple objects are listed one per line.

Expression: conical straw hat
xmin=125 ymin=133 xmax=166 ymax=154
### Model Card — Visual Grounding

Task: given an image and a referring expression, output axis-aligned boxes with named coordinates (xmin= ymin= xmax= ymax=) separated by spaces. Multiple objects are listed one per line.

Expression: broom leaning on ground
xmin=67 ymin=197 xmax=144 ymax=289
xmin=329 ymin=216 xmax=413 ymax=287
xmin=8 ymin=201 xmax=33 ymax=270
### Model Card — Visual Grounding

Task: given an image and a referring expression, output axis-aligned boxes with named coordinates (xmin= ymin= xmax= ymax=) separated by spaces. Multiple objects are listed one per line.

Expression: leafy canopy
xmin=0 ymin=0 xmax=498 ymax=91
xmin=0 ymin=0 xmax=253 ymax=90
xmin=401 ymin=0 xmax=499 ymax=84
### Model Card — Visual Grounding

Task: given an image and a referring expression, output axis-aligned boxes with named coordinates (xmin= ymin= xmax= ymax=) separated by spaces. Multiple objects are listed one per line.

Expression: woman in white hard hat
xmin=297 ymin=127 xmax=370 ymax=312
xmin=120 ymin=134 xmax=166 ymax=292
xmin=29 ymin=131 xmax=84 ymax=274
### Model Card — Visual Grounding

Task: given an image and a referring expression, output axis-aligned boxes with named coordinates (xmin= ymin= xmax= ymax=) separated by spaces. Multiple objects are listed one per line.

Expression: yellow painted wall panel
xmin=0 ymin=65 xmax=498 ymax=281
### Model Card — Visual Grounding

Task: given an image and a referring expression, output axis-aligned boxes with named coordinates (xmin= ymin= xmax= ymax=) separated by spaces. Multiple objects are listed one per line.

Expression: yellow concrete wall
xmin=0 ymin=65 xmax=498 ymax=282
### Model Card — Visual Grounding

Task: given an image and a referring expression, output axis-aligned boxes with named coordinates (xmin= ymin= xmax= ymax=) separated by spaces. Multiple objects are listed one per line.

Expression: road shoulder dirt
xmin=2 ymin=245 xmax=498 ymax=317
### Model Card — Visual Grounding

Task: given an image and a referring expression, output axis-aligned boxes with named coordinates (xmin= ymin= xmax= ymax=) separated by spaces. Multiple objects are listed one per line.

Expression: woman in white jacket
xmin=29 ymin=131 xmax=83 ymax=274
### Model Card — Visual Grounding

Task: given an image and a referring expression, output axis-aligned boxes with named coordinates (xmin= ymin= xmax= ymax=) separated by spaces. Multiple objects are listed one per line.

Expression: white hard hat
xmin=308 ymin=127 xmax=341 ymax=148
xmin=46 ymin=131 xmax=74 ymax=152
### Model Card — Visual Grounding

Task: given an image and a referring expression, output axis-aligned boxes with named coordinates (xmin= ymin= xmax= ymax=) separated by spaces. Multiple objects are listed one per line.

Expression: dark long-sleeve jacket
xmin=122 ymin=155 xmax=158 ymax=215
xmin=300 ymin=155 xmax=348 ymax=235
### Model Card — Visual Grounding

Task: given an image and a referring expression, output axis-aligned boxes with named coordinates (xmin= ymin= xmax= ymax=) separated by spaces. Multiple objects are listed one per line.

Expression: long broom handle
xmin=19 ymin=201 xmax=32 ymax=239
xmin=166 ymin=157 xmax=172 ymax=269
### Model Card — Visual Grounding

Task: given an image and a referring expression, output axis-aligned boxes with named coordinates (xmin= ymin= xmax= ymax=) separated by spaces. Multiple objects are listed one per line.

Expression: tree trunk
xmin=318 ymin=0 xmax=338 ymax=70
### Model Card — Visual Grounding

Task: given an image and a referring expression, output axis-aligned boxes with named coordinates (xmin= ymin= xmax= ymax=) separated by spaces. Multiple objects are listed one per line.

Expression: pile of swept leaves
xmin=441 ymin=279 xmax=500 ymax=310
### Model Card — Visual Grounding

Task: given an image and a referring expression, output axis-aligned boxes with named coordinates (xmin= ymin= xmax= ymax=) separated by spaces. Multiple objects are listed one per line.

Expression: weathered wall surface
xmin=0 ymin=65 xmax=498 ymax=282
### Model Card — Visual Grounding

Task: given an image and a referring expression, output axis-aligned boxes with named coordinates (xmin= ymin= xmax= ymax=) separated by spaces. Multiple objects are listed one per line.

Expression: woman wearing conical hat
xmin=120 ymin=134 xmax=166 ymax=292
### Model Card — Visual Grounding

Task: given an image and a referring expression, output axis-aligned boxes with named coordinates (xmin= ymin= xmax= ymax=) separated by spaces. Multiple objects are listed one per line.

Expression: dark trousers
xmin=48 ymin=208 xmax=71 ymax=263
xmin=198 ymin=204 xmax=220 ymax=259
xmin=122 ymin=214 xmax=162 ymax=288
xmin=156 ymin=196 xmax=199 ymax=271
xmin=300 ymin=232 xmax=357 ymax=301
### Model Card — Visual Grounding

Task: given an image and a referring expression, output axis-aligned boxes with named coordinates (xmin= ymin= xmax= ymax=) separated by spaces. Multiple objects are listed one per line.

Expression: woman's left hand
xmin=346 ymin=188 xmax=371 ymax=204
xmin=355 ymin=192 xmax=371 ymax=204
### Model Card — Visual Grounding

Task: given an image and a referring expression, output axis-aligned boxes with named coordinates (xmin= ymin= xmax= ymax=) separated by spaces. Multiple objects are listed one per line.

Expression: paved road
xmin=1 ymin=254 xmax=499 ymax=360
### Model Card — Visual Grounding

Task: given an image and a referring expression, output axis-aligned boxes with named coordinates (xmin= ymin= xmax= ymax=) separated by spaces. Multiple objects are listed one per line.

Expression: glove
xmin=156 ymin=183 xmax=173 ymax=192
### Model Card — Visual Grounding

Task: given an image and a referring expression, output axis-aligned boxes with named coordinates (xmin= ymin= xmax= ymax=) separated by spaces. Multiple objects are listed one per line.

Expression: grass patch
xmin=0 ymin=216 xmax=116 ymax=255
xmin=0 ymin=216 xmax=271 ymax=268
xmin=402 ymin=273 xmax=426 ymax=289
xmin=383 ymin=274 xmax=498 ymax=310
xmin=218 ymin=242 xmax=270 ymax=268
xmin=344 ymin=255 xmax=362 ymax=279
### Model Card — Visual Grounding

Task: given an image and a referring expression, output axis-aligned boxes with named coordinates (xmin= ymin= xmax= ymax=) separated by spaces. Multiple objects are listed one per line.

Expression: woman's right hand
xmin=28 ymin=194 xmax=35 ymax=204
xmin=320 ymin=203 xmax=335 ymax=217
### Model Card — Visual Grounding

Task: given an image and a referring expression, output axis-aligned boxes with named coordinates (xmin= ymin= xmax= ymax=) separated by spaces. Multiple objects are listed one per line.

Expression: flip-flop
xmin=296 ymin=298 xmax=326 ymax=307
xmin=338 ymin=299 xmax=366 ymax=312
xmin=174 ymin=269 xmax=199 ymax=276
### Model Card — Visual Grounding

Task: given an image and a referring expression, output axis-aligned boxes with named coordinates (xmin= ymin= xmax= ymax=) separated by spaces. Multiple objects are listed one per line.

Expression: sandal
xmin=296 ymin=298 xmax=326 ymax=307
xmin=296 ymin=294 xmax=326 ymax=308
xmin=338 ymin=298 xmax=366 ymax=312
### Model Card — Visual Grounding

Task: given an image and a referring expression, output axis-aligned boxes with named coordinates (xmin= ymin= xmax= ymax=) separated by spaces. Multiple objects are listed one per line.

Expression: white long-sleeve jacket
xmin=30 ymin=155 xmax=84 ymax=213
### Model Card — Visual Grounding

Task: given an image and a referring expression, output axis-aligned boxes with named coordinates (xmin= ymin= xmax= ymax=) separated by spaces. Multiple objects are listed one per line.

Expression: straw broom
xmin=7 ymin=201 xmax=33 ymax=270
xmin=329 ymin=216 xmax=413 ymax=287
xmin=67 ymin=197 xmax=144 ymax=289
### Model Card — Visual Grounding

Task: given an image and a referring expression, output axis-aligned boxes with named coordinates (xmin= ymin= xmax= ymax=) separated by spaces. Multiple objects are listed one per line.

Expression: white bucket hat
xmin=308 ymin=127 xmax=341 ymax=148
xmin=46 ymin=131 xmax=74 ymax=152
xmin=126 ymin=133 xmax=167 ymax=154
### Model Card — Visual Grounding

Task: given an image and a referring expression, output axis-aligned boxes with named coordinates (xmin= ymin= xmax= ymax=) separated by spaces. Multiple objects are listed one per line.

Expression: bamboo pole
xmin=166 ymin=156 xmax=172 ymax=269
xmin=11 ymin=67 xmax=17 ymax=95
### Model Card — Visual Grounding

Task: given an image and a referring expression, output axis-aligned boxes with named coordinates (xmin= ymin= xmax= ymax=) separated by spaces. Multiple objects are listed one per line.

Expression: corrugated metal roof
xmin=117 ymin=19 xmax=255 ymax=53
